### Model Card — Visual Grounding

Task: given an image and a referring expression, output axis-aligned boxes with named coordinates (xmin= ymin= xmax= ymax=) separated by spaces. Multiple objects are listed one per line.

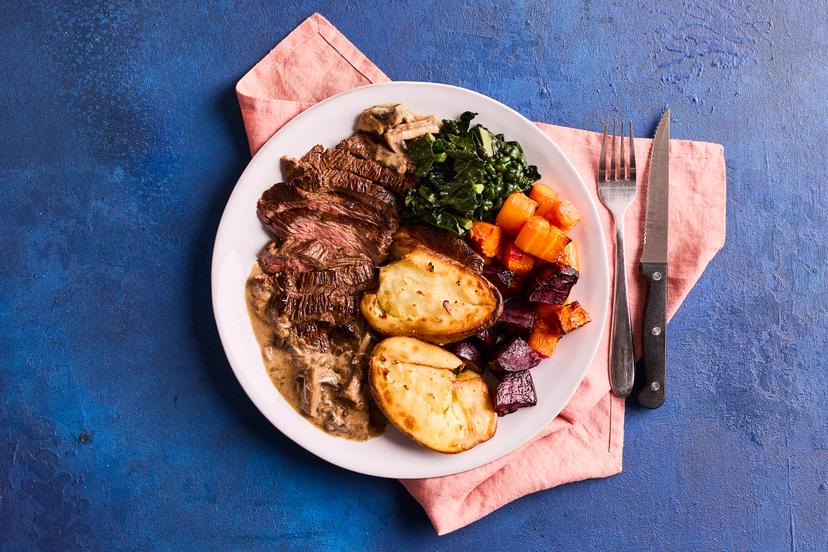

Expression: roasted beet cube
xmin=488 ymin=336 xmax=542 ymax=378
xmin=497 ymin=298 xmax=536 ymax=336
xmin=483 ymin=263 xmax=523 ymax=298
xmin=473 ymin=327 xmax=500 ymax=348
xmin=447 ymin=339 xmax=485 ymax=374
xmin=524 ymin=262 xmax=579 ymax=305
xmin=495 ymin=370 xmax=537 ymax=415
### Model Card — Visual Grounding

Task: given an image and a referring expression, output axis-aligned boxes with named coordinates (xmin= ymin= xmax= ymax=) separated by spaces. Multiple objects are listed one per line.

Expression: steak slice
xmin=258 ymin=182 xmax=390 ymax=229
xmin=336 ymin=133 xmax=416 ymax=174
xmin=276 ymin=263 xmax=376 ymax=294
xmin=297 ymin=144 xmax=415 ymax=195
xmin=287 ymin=321 xmax=331 ymax=351
xmin=258 ymin=240 xmax=375 ymax=274
xmin=270 ymin=289 xmax=360 ymax=325
xmin=394 ymin=225 xmax=485 ymax=274
xmin=283 ymin=157 xmax=402 ymax=214
xmin=257 ymin=208 xmax=391 ymax=264
xmin=258 ymin=240 xmax=317 ymax=273
xmin=335 ymin=133 xmax=380 ymax=160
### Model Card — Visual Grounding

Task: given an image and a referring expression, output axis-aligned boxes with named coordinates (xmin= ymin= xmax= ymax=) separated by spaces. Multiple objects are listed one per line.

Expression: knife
xmin=638 ymin=110 xmax=670 ymax=409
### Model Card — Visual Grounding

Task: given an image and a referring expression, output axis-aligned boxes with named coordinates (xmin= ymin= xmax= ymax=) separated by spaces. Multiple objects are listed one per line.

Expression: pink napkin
xmin=236 ymin=13 xmax=726 ymax=535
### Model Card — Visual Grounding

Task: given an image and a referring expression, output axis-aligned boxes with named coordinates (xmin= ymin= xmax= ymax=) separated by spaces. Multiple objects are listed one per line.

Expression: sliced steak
xmin=258 ymin=209 xmax=391 ymax=264
xmin=393 ymin=225 xmax=485 ymax=274
xmin=258 ymin=240 xmax=317 ymax=273
xmin=296 ymin=144 xmax=415 ymax=195
xmin=276 ymin=263 xmax=376 ymax=294
xmin=283 ymin=157 xmax=402 ymax=214
xmin=256 ymin=139 xmax=410 ymax=334
xmin=287 ymin=320 xmax=331 ymax=351
xmin=336 ymin=133 xmax=379 ymax=160
xmin=258 ymin=182 xmax=390 ymax=229
xmin=270 ymin=289 xmax=360 ymax=325
xmin=258 ymin=239 xmax=376 ymax=274
xmin=336 ymin=133 xmax=416 ymax=174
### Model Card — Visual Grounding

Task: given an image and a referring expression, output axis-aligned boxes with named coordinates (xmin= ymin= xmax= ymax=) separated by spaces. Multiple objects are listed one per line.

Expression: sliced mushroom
xmin=247 ymin=272 xmax=275 ymax=320
xmin=339 ymin=332 xmax=373 ymax=407
xmin=323 ymin=406 xmax=347 ymax=432
xmin=339 ymin=373 xmax=364 ymax=408
xmin=296 ymin=363 xmax=341 ymax=417
xmin=357 ymin=104 xmax=413 ymax=135
xmin=384 ymin=116 xmax=442 ymax=153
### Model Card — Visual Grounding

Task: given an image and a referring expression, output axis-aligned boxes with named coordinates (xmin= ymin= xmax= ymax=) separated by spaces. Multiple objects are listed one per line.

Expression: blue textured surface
xmin=1 ymin=2 xmax=826 ymax=550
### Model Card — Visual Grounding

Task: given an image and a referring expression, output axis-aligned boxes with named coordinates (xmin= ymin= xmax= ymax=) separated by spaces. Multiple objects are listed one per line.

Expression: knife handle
xmin=638 ymin=262 xmax=667 ymax=408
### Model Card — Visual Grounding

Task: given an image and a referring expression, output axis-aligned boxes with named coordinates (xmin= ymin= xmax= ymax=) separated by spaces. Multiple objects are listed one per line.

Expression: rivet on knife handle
xmin=638 ymin=262 xmax=667 ymax=408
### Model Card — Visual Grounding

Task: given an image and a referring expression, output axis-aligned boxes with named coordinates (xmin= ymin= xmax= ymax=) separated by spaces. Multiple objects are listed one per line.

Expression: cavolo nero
xmin=402 ymin=111 xmax=540 ymax=236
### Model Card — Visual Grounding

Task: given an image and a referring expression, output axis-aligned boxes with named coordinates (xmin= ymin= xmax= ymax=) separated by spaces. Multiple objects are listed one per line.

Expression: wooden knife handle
xmin=638 ymin=262 xmax=667 ymax=408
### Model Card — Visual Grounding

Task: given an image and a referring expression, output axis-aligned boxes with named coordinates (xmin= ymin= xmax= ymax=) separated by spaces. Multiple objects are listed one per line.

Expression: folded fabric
xmin=236 ymin=12 xmax=726 ymax=535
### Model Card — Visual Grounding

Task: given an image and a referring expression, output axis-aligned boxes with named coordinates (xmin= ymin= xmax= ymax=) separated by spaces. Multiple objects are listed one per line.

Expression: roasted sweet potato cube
xmin=535 ymin=303 xmax=561 ymax=323
xmin=553 ymin=301 xmax=591 ymax=333
xmin=527 ymin=318 xmax=562 ymax=357
xmin=469 ymin=221 xmax=505 ymax=258
xmin=498 ymin=242 xmax=535 ymax=276
xmin=556 ymin=241 xmax=580 ymax=271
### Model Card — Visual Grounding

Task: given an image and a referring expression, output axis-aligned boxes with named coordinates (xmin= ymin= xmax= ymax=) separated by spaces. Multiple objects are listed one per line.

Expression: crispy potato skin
xmin=368 ymin=337 xmax=497 ymax=454
xmin=360 ymin=249 xmax=503 ymax=344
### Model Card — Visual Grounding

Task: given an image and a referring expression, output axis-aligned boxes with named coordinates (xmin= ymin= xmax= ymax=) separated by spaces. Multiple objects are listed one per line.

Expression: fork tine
xmin=620 ymin=119 xmax=626 ymax=180
xmin=628 ymin=120 xmax=636 ymax=181
xmin=598 ymin=121 xmax=608 ymax=182
xmin=610 ymin=121 xmax=617 ymax=180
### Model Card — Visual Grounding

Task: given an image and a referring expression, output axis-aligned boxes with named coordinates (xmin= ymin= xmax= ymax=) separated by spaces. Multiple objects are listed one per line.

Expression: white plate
xmin=211 ymin=82 xmax=609 ymax=479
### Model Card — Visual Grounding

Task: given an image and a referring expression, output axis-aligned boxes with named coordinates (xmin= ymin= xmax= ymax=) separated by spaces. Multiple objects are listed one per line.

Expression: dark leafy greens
xmin=402 ymin=112 xmax=540 ymax=235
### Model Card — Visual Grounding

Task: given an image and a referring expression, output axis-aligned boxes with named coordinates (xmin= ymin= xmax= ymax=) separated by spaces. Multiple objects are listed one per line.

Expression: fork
xmin=598 ymin=121 xmax=637 ymax=398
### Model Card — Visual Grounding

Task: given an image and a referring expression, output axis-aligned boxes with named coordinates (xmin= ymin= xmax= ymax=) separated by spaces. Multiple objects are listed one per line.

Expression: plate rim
xmin=211 ymin=81 xmax=609 ymax=478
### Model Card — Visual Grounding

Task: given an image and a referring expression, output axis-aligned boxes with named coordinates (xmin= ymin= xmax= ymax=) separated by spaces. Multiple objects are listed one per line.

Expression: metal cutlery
xmin=597 ymin=121 xmax=637 ymax=398
xmin=637 ymin=110 xmax=671 ymax=409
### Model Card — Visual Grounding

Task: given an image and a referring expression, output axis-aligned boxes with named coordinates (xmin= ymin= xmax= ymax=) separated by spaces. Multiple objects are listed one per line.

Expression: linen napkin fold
xmin=236 ymin=13 xmax=726 ymax=535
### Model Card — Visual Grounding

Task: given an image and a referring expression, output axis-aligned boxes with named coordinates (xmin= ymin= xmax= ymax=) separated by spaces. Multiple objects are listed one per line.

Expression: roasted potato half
xmin=368 ymin=337 xmax=497 ymax=453
xmin=360 ymin=249 xmax=503 ymax=344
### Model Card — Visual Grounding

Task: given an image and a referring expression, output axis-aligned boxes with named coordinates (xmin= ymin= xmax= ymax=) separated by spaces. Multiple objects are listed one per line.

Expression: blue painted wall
xmin=1 ymin=1 xmax=825 ymax=550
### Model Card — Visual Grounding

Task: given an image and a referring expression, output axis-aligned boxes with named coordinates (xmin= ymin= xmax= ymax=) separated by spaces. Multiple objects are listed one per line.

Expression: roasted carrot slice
xmin=495 ymin=193 xmax=538 ymax=236
xmin=537 ymin=224 xmax=571 ymax=262
xmin=529 ymin=183 xmax=559 ymax=205
xmin=544 ymin=199 xmax=582 ymax=230
xmin=514 ymin=216 xmax=551 ymax=257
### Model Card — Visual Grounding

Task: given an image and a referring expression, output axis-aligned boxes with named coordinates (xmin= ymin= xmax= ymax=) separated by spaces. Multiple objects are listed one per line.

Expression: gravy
xmin=245 ymin=266 xmax=384 ymax=441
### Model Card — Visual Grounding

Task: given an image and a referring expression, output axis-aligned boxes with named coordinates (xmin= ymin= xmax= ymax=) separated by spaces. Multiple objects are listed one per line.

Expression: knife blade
xmin=638 ymin=110 xmax=670 ymax=409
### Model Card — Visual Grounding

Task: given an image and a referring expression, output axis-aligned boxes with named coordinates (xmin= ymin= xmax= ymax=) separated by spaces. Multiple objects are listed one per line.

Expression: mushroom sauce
xmin=245 ymin=266 xmax=385 ymax=441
